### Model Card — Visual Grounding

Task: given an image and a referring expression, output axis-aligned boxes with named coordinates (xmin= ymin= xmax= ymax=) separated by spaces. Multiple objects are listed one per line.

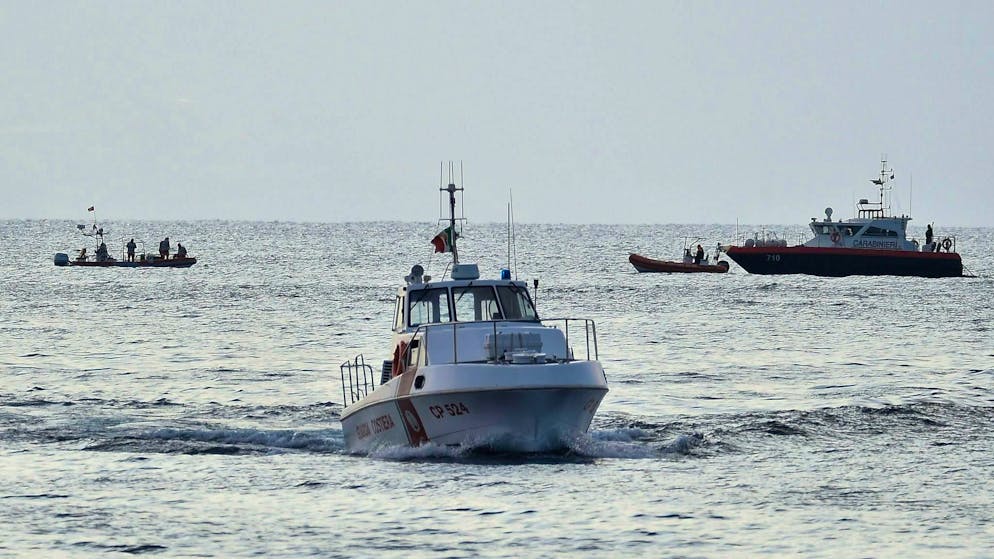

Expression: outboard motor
xmin=53 ymin=253 xmax=70 ymax=266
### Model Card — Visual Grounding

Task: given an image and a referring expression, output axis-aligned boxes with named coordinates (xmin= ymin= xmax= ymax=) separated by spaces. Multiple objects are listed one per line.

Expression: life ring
xmin=941 ymin=238 xmax=952 ymax=251
xmin=830 ymin=231 xmax=841 ymax=244
xmin=392 ymin=341 xmax=408 ymax=378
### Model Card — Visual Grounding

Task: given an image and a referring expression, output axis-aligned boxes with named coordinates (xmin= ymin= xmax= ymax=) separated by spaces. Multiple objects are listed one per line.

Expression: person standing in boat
xmin=175 ymin=242 xmax=187 ymax=259
xmin=925 ymin=223 xmax=934 ymax=251
xmin=694 ymin=244 xmax=704 ymax=265
xmin=683 ymin=248 xmax=693 ymax=264
xmin=96 ymin=242 xmax=109 ymax=262
xmin=159 ymin=237 xmax=170 ymax=259
xmin=126 ymin=238 xmax=137 ymax=262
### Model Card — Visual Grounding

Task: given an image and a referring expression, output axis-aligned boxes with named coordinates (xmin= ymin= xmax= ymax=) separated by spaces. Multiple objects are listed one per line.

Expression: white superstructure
xmin=797 ymin=158 xmax=954 ymax=253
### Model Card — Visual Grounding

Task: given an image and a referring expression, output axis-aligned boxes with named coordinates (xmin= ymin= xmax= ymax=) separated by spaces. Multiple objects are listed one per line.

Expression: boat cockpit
xmin=398 ymin=280 xmax=538 ymax=332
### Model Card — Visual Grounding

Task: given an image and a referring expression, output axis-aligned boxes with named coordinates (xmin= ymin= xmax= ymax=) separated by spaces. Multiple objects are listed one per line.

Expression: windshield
xmin=496 ymin=285 xmax=538 ymax=320
xmin=452 ymin=286 xmax=501 ymax=321
xmin=408 ymin=287 xmax=451 ymax=326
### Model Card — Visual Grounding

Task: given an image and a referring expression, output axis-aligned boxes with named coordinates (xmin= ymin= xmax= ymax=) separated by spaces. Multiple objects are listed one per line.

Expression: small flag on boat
xmin=431 ymin=226 xmax=457 ymax=253
xmin=87 ymin=206 xmax=94 ymax=212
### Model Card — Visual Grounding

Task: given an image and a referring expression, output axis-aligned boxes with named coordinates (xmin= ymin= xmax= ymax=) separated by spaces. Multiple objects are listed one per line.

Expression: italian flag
xmin=431 ymin=226 xmax=456 ymax=253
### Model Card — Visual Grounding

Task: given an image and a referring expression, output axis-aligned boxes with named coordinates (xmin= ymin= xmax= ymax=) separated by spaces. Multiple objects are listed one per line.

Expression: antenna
xmin=439 ymin=161 xmax=465 ymax=265
xmin=506 ymin=200 xmax=511 ymax=272
xmin=511 ymin=190 xmax=518 ymax=280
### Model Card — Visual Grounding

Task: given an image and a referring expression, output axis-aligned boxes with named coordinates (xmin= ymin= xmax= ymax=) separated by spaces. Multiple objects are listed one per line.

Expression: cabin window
xmin=496 ymin=285 xmax=538 ymax=320
xmin=452 ymin=286 xmax=501 ymax=321
xmin=863 ymin=226 xmax=898 ymax=237
xmin=408 ymin=288 xmax=452 ymax=327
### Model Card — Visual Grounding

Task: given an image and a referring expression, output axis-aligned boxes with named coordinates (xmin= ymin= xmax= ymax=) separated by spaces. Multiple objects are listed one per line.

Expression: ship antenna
xmin=506 ymin=199 xmax=511 ymax=272
xmin=909 ymin=172 xmax=913 ymax=217
xmin=506 ymin=190 xmax=518 ymax=277
xmin=511 ymin=189 xmax=518 ymax=280
xmin=441 ymin=161 xmax=463 ymax=265
xmin=879 ymin=155 xmax=886 ymax=210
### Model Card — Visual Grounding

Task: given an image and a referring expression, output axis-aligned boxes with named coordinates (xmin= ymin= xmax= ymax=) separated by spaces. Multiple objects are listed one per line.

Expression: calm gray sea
xmin=2 ymin=219 xmax=993 ymax=558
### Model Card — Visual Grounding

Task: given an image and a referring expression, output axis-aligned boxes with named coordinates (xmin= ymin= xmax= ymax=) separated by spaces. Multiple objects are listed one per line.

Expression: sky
xmin=2 ymin=1 xmax=993 ymax=225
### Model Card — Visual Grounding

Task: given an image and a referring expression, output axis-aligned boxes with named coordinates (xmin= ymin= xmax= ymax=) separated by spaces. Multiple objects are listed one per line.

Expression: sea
xmin=2 ymin=219 xmax=993 ymax=558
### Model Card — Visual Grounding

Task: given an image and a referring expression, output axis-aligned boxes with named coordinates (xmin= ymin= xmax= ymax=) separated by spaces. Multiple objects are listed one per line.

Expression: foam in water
xmin=144 ymin=427 xmax=343 ymax=452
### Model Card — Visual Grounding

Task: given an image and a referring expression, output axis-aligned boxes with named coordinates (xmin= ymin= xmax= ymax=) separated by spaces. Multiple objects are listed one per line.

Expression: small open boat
xmin=629 ymin=253 xmax=729 ymax=273
xmin=54 ymin=212 xmax=196 ymax=268
xmin=55 ymin=253 xmax=197 ymax=268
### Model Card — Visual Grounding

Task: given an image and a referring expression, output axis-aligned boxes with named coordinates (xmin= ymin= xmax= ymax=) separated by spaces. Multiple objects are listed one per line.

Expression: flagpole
xmin=447 ymin=179 xmax=459 ymax=265
xmin=434 ymin=162 xmax=466 ymax=268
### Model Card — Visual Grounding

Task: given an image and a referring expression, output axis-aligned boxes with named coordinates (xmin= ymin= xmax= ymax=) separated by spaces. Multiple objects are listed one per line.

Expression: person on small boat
xmin=159 ymin=237 xmax=170 ymax=259
xmin=925 ymin=223 xmax=934 ymax=246
xmin=76 ymin=247 xmax=87 ymax=262
xmin=694 ymin=245 xmax=704 ymax=265
xmin=683 ymin=248 xmax=693 ymax=264
xmin=95 ymin=242 xmax=109 ymax=262
xmin=175 ymin=243 xmax=187 ymax=259
xmin=126 ymin=238 xmax=137 ymax=262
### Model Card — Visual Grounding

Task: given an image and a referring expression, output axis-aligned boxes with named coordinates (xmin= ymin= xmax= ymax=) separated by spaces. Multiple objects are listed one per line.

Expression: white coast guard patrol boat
xmin=339 ymin=172 xmax=608 ymax=453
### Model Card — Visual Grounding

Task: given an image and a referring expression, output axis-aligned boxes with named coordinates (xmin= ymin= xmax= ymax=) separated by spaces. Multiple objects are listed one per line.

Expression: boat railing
xmin=735 ymin=229 xmax=807 ymax=249
xmin=923 ymin=234 xmax=957 ymax=253
xmin=404 ymin=317 xmax=599 ymax=367
xmin=340 ymin=354 xmax=376 ymax=408
xmin=542 ymin=318 xmax=599 ymax=361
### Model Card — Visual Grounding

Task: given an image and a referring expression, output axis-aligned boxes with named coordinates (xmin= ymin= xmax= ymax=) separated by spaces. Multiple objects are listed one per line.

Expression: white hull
xmin=341 ymin=361 xmax=608 ymax=453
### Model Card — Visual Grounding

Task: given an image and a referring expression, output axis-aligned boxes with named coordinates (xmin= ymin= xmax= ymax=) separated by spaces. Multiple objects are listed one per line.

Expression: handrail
xmin=339 ymin=354 xmax=375 ymax=408
xmin=921 ymin=234 xmax=957 ymax=254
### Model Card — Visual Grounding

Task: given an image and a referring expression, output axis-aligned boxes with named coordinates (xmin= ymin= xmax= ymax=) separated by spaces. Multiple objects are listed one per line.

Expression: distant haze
xmin=2 ymin=1 xmax=992 ymax=226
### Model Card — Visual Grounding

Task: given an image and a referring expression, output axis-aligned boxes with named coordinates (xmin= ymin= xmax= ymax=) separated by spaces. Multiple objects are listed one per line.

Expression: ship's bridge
xmin=396 ymin=276 xmax=538 ymax=332
xmin=805 ymin=207 xmax=915 ymax=251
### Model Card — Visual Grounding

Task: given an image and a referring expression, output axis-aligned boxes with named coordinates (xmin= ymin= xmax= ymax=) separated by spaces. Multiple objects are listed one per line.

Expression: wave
xmin=4 ymin=396 xmax=990 ymax=461
xmin=142 ymin=426 xmax=342 ymax=452
xmin=74 ymin=426 xmax=346 ymax=455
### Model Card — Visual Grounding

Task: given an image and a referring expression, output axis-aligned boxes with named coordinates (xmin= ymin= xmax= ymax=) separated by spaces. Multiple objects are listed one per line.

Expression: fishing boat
xmin=54 ymin=214 xmax=196 ymax=268
xmin=722 ymin=158 xmax=964 ymax=277
xmin=339 ymin=167 xmax=608 ymax=453
xmin=55 ymin=252 xmax=197 ymax=268
xmin=629 ymin=239 xmax=729 ymax=273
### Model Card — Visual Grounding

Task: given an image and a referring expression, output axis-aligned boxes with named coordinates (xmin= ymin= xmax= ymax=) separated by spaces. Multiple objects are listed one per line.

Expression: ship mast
xmin=441 ymin=162 xmax=464 ymax=265
xmin=871 ymin=156 xmax=894 ymax=215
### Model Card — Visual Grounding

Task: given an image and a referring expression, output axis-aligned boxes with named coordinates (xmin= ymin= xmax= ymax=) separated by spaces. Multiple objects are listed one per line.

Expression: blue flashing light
xmin=499 ymin=268 xmax=511 ymax=280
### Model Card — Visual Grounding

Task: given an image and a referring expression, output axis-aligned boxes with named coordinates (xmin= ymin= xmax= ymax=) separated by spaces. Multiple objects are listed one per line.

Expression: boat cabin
xmin=385 ymin=263 xmax=584 ymax=375
xmin=801 ymin=159 xmax=936 ymax=252
xmin=805 ymin=207 xmax=916 ymax=251
xmin=396 ymin=279 xmax=538 ymax=332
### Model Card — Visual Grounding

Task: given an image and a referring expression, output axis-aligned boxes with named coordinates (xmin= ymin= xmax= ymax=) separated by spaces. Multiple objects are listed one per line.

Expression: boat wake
xmin=361 ymin=428 xmax=709 ymax=462
xmin=4 ymin=391 xmax=991 ymax=461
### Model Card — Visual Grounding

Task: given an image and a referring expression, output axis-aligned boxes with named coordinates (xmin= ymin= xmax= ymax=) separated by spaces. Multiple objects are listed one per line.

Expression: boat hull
xmin=61 ymin=257 xmax=197 ymax=268
xmin=629 ymin=253 xmax=729 ymax=274
xmin=725 ymin=246 xmax=962 ymax=277
xmin=341 ymin=361 xmax=608 ymax=453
